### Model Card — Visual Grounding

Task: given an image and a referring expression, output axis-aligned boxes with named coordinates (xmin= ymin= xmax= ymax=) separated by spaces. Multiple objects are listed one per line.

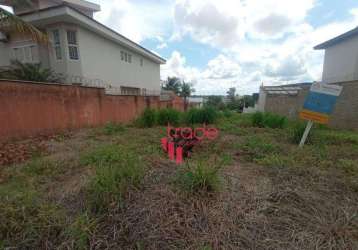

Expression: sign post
xmin=299 ymin=120 xmax=313 ymax=147
xmin=299 ymin=83 xmax=342 ymax=147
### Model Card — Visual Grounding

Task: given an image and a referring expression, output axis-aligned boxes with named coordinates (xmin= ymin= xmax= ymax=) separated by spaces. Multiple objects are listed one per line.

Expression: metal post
xmin=299 ymin=120 xmax=313 ymax=147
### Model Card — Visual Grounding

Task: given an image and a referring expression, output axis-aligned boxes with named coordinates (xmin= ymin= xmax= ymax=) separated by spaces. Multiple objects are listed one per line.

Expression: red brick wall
xmin=0 ymin=80 xmax=182 ymax=140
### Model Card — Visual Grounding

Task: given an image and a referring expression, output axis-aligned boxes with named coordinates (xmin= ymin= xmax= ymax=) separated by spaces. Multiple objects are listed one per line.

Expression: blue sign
xmin=303 ymin=91 xmax=338 ymax=115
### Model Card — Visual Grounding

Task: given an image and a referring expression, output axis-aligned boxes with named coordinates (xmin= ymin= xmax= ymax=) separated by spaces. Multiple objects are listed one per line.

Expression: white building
xmin=314 ymin=26 xmax=358 ymax=84
xmin=0 ymin=0 xmax=166 ymax=95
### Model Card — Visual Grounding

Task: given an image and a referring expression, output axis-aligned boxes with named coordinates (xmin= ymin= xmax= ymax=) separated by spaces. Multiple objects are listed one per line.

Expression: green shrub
xmin=157 ymin=108 xmax=181 ymax=126
xmin=175 ymin=162 xmax=221 ymax=193
xmin=263 ymin=113 xmax=287 ymax=129
xmin=251 ymin=112 xmax=286 ymax=129
xmin=138 ymin=108 xmax=157 ymax=127
xmin=103 ymin=122 xmax=125 ymax=135
xmin=222 ymin=109 xmax=234 ymax=118
xmin=252 ymin=112 xmax=264 ymax=127
xmin=184 ymin=107 xmax=218 ymax=124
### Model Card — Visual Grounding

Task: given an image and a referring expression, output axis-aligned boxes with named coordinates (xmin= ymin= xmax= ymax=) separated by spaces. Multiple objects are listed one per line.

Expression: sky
xmin=3 ymin=0 xmax=358 ymax=95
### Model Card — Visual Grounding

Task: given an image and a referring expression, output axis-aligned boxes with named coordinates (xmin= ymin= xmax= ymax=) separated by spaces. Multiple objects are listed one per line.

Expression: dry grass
xmin=0 ymin=115 xmax=357 ymax=249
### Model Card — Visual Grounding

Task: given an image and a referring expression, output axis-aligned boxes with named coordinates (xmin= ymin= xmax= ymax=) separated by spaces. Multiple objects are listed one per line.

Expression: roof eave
xmin=19 ymin=5 xmax=166 ymax=64
xmin=313 ymin=26 xmax=358 ymax=50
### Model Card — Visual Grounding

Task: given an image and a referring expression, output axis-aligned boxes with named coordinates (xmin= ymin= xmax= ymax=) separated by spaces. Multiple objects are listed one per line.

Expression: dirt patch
xmin=0 ymin=133 xmax=72 ymax=166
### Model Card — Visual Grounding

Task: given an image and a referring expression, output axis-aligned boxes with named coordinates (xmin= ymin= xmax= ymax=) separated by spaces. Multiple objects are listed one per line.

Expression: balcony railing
xmin=68 ymin=75 xmax=161 ymax=96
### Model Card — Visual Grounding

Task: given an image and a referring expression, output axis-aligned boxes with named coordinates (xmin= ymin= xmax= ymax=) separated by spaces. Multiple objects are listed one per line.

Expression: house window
xmin=120 ymin=51 xmax=132 ymax=63
xmin=120 ymin=86 xmax=140 ymax=95
xmin=67 ymin=30 xmax=79 ymax=60
xmin=12 ymin=45 xmax=38 ymax=63
xmin=52 ymin=30 xmax=62 ymax=60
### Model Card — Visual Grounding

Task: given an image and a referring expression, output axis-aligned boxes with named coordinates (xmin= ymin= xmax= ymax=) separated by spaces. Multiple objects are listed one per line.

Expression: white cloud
xmin=157 ymin=42 xmax=168 ymax=49
xmin=93 ymin=0 xmax=172 ymax=43
xmin=89 ymin=0 xmax=358 ymax=94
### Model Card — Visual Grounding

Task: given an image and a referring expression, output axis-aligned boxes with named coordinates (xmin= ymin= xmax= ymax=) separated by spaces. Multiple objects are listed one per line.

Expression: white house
xmin=0 ymin=0 xmax=166 ymax=95
xmin=314 ymin=26 xmax=358 ymax=84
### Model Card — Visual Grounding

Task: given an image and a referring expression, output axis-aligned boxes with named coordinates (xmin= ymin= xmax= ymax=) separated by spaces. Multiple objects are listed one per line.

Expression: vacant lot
xmin=1 ymin=113 xmax=357 ymax=249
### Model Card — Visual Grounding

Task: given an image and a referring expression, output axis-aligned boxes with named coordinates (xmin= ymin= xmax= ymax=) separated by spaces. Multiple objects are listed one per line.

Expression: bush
xmin=263 ymin=113 xmax=287 ymax=129
xmin=222 ymin=109 xmax=234 ymax=118
xmin=157 ymin=108 xmax=181 ymax=126
xmin=138 ymin=108 xmax=157 ymax=127
xmin=251 ymin=112 xmax=286 ymax=129
xmin=175 ymin=162 xmax=221 ymax=193
xmin=103 ymin=122 xmax=125 ymax=135
xmin=252 ymin=112 xmax=264 ymax=127
xmin=184 ymin=107 xmax=218 ymax=124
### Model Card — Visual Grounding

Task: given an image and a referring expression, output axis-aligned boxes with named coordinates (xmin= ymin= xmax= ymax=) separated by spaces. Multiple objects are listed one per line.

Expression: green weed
xmin=84 ymin=145 xmax=144 ymax=213
xmin=0 ymin=192 xmax=66 ymax=249
xmin=138 ymin=108 xmax=157 ymax=127
xmin=66 ymin=213 xmax=97 ymax=249
xmin=184 ymin=107 xmax=218 ymax=124
xmin=251 ymin=112 xmax=286 ymax=129
xmin=103 ymin=122 xmax=126 ymax=135
xmin=157 ymin=108 xmax=181 ymax=126
xmin=175 ymin=161 xmax=221 ymax=193
xmin=238 ymin=136 xmax=280 ymax=161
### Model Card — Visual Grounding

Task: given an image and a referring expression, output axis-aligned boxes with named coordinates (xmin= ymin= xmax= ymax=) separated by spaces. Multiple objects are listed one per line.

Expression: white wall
xmin=322 ymin=35 xmax=358 ymax=83
xmin=46 ymin=24 xmax=83 ymax=82
xmin=0 ymin=42 xmax=10 ymax=67
xmin=78 ymin=27 xmax=161 ymax=92
xmin=257 ymin=87 xmax=266 ymax=112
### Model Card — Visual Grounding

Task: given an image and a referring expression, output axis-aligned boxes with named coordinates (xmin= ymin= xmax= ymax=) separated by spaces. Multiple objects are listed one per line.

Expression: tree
xmin=205 ymin=96 xmax=225 ymax=110
xmin=241 ymin=95 xmax=255 ymax=108
xmin=0 ymin=0 xmax=48 ymax=43
xmin=162 ymin=77 xmax=182 ymax=95
xmin=0 ymin=60 xmax=64 ymax=83
xmin=227 ymin=87 xmax=236 ymax=102
xmin=180 ymin=81 xmax=195 ymax=111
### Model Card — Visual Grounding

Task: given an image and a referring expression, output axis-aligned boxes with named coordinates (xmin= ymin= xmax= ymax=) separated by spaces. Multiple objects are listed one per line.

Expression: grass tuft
xmin=82 ymin=144 xmax=145 ymax=213
xmin=175 ymin=161 xmax=221 ymax=193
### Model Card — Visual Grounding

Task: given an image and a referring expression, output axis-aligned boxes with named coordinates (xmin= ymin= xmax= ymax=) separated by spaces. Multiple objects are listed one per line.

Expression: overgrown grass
xmin=157 ymin=108 xmax=181 ymax=126
xmin=102 ymin=122 xmax=126 ymax=135
xmin=81 ymin=144 xmax=145 ymax=213
xmin=237 ymin=135 xmax=281 ymax=161
xmin=290 ymin=121 xmax=312 ymax=144
xmin=252 ymin=112 xmax=287 ymax=129
xmin=65 ymin=213 xmax=97 ymax=249
xmin=0 ymin=192 xmax=66 ymax=249
xmin=184 ymin=107 xmax=218 ymax=124
xmin=175 ymin=161 xmax=221 ymax=193
xmin=138 ymin=108 xmax=157 ymax=127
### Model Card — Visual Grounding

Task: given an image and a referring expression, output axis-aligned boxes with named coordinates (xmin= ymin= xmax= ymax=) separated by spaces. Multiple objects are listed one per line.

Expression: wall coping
xmin=0 ymin=79 xmax=105 ymax=90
